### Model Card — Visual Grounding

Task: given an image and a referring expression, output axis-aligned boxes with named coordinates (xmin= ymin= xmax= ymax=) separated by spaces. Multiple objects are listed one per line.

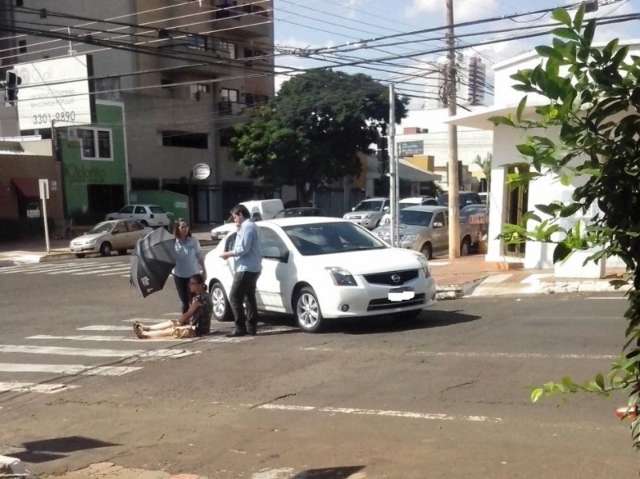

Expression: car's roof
xmin=263 ymin=217 xmax=347 ymax=227
xmin=360 ymin=197 xmax=387 ymax=201
xmin=402 ymin=205 xmax=447 ymax=213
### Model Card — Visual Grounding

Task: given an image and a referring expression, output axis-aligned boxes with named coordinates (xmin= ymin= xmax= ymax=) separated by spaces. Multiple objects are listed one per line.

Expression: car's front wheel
xmin=295 ymin=286 xmax=324 ymax=333
xmin=100 ymin=242 xmax=112 ymax=257
xmin=210 ymin=281 xmax=233 ymax=322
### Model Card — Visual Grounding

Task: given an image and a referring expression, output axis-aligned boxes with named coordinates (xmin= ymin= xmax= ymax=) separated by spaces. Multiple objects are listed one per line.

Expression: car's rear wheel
xmin=210 ymin=281 xmax=233 ymax=322
xmin=75 ymin=253 xmax=85 ymax=259
xmin=295 ymin=286 xmax=324 ymax=333
xmin=420 ymin=242 xmax=433 ymax=260
xmin=100 ymin=242 xmax=112 ymax=257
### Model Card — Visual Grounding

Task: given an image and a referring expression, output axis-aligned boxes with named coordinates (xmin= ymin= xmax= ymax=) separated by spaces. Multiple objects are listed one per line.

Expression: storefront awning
xmin=399 ymin=160 xmax=441 ymax=183
xmin=11 ymin=178 xmax=38 ymax=198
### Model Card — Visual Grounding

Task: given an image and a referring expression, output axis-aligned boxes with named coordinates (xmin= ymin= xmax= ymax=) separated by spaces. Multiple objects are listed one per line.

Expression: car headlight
xmin=401 ymin=234 xmax=417 ymax=243
xmin=326 ymin=267 xmax=357 ymax=286
xmin=417 ymin=255 xmax=431 ymax=278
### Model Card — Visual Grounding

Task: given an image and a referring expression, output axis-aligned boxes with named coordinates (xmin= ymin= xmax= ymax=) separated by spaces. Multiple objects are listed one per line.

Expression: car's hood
xmin=211 ymin=223 xmax=236 ymax=235
xmin=343 ymin=211 xmax=375 ymax=218
xmin=300 ymin=247 xmax=422 ymax=275
xmin=374 ymin=224 xmax=426 ymax=235
xmin=72 ymin=232 xmax=107 ymax=243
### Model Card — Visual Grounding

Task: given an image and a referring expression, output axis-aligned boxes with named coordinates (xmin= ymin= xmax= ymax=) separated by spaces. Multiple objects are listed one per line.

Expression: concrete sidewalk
xmin=429 ymin=254 xmax=628 ymax=299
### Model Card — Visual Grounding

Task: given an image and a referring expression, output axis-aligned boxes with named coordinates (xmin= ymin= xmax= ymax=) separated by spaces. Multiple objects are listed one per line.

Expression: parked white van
xmin=210 ymin=198 xmax=284 ymax=242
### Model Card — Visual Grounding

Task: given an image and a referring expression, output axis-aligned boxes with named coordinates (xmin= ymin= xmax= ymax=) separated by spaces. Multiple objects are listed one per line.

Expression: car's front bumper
xmin=70 ymin=245 xmax=98 ymax=253
xmin=316 ymin=275 xmax=436 ymax=319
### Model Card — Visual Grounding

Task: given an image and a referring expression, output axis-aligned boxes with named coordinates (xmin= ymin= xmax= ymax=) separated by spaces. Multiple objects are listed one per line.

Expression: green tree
xmin=231 ymin=70 xmax=408 ymax=201
xmin=490 ymin=7 xmax=640 ymax=446
xmin=473 ymin=152 xmax=492 ymax=186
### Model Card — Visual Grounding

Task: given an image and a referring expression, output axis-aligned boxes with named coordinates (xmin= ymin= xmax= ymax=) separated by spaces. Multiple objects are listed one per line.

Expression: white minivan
xmin=210 ymin=198 xmax=284 ymax=242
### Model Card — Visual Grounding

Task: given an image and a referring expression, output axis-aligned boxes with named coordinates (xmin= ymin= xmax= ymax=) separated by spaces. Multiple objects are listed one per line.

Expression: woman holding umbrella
xmin=173 ymin=219 xmax=205 ymax=313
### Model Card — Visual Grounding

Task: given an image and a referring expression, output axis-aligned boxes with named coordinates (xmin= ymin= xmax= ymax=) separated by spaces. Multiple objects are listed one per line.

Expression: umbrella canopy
xmin=130 ymin=228 xmax=177 ymax=298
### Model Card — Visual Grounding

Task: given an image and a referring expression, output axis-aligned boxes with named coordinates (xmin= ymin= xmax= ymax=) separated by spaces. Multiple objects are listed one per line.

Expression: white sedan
xmin=204 ymin=218 xmax=437 ymax=332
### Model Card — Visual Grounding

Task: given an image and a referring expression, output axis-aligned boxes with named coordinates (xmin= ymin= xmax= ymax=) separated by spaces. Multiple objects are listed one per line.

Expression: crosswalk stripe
xmin=26 ymin=264 xmax=106 ymax=275
xmin=0 ymin=344 xmax=196 ymax=359
xmin=72 ymin=266 xmax=125 ymax=275
xmin=27 ymin=334 xmax=189 ymax=342
xmin=0 ymin=381 xmax=78 ymax=394
xmin=121 ymin=318 xmax=166 ymax=323
xmin=0 ymin=362 xmax=141 ymax=376
xmin=77 ymin=325 xmax=133 ymax=331
xmin=0 ymin=262 xmax=90 ymax=274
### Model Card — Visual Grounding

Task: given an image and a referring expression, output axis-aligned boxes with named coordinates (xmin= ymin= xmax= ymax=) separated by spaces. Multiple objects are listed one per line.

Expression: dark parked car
xmin=274 ymin=207 xmax=324 ymax=218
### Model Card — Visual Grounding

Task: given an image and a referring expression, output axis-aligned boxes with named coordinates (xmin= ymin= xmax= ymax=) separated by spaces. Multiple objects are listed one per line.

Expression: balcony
xmin=210 ymin=0 xmax=272 ymax=38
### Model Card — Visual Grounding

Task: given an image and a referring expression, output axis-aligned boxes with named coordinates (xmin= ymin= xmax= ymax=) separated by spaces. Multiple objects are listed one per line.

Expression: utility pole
xmin=388 ymin=83 xmax=399 ymax=247
xmin=446 ymin=0 xmax=460 ymax=258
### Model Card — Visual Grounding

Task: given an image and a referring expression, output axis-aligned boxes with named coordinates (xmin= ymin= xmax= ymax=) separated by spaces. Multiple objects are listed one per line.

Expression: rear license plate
xmin=388 ymin=287 xmax=415 ymax=302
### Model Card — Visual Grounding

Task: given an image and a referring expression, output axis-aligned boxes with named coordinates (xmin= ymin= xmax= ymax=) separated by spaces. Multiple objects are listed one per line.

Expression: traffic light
xmin=5 ymin=71 xmax=21 ymax=106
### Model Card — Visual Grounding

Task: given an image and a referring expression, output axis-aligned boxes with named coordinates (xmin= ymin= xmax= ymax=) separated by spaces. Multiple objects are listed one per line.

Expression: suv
xmin=343 ymin=197 xmax=390 ymax=230
xmin=106 ymin=204 xmax=172 ymax=228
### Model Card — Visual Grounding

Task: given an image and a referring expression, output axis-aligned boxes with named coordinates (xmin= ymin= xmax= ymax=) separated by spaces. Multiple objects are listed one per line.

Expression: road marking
xmin=72 ymin=266 xmax=126 ymax=275
xmin=252 ymin=468 xmax=296 ymax=479
xmin=0 ymin=381 xmax=78 ymax=394
xmin=0 ymin=344 xmax=196 ymax=359
xmin=98 ymin=269 xmax=131 ymax=276
xmin=205 ymin=337 xmax=255 ymax=343
xmin=77 ymin=325 xmax=133 ymax=331
xmin=27 ymin=334 xmax=189 ymax=342
xmin=0 ymin=262 xmax=90 ymax=274
xmin=23 ymin=262 xmax=104 ymax=273
xmin=258 ymin=403 xmax=502 ymax=423
xmin=587 ymin=296 xmax=626 ymax=300
xmin=482 ymin=273 xmax=513 ymax=284
xmin=121 ymin=318 xmax=166 ymax=323
xmin=0 ymin=362 xmax=141 ymax=376
xmin=428 ymin=260 xmax=450 ymax=267
xmin=300 ymin=347 xmax=617 ymax=360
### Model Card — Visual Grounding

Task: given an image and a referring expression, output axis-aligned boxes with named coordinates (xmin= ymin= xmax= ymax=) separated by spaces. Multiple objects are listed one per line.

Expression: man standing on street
xmin=220 ymin=204 xmax=262 ymax=336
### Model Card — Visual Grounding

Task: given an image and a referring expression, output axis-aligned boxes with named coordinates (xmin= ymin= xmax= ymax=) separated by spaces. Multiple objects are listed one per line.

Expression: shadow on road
xmin=12 ymin=436 xmax=118 ymax=463
xmin=333 ymin=309 xmax=480 ymax=335
xmin=293 ymin=465 xmax=366 ymax=478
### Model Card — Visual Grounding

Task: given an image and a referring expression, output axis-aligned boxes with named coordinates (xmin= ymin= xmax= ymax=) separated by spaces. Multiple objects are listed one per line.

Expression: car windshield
xmin=284 ymin=222 xmax=386 ymax=256
xmin=353 ymin=200 xmax=383 ymax=212
xmin=88 ymin=222 xmax=113 ymax=234
xmin=399 ymin=210 xmax=433 ymax=227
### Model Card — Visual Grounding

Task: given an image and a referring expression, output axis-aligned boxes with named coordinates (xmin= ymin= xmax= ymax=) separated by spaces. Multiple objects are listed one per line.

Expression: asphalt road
xmin=0 ymin=255 xmax=636 ymax=478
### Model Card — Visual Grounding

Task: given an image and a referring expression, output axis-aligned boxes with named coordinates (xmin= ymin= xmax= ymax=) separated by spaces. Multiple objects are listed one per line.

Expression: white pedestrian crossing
xmin=27 ymin=334 xmax=188 ymax=342
xmin=0 ymin=344 xmax=195 ymax=359
xmin=0 ymin=259 xmax=131 ymax=279
xmin=0 ymin=363 xmax=141 ymax=376
xmin=77 ymin=325 xmax=135 ymax=331
xmin=0 ymin=382 xmax=79 ymax=394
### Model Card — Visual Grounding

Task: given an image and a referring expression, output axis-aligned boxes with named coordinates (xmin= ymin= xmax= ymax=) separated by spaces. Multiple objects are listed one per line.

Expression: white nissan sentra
xmin=204 ymin=217 xmax=437 ymax=332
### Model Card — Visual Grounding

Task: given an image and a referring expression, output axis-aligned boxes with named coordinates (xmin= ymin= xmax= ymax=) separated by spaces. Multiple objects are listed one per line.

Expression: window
xmin=219 ymin=127 xmax=234 ymax=147
xmin=284 ymin=222 xmax=385 ymax=256
xmin=433 ymin=212 xmax=445 ymax=228
xmin=259 ymin=227 xmax=289 ymax=260
xmin=78 ymin=129 xmax=95 ymax=158
xmin=79 ymin=128 xmax=112 ymax=161
xmin=18 ymin=40 xmax=26 ymax=54
xmin=187 ymin=34 xmax=207 ymax=51
xmin=220 ymin=88 xmax=239 ymax=103
xmin=149 ymin=206 xmax=165 ymax=214
xmin=399 ymin=210 xmax=433 ymax=227
xmin=119 ymin=206 xmax=134 ymax=214
xmin=161 ymin=131 xmax=208 ymax=149
xmin=127 ymin=221 xmax=144 ymax=232
xmin=190 ymin=83 xmax=210 ymax=100
xmin=212 ymin=39 xmax=237 ymax=59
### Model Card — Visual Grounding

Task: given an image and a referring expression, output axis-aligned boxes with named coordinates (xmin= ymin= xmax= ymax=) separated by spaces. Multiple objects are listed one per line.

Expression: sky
xmin=271 ymin=0 xmax=640 ymax=104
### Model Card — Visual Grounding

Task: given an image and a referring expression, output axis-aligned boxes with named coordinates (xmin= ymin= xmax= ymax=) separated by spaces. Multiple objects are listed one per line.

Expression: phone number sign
xmin=13 ymin=55 xmax=93 ymax=131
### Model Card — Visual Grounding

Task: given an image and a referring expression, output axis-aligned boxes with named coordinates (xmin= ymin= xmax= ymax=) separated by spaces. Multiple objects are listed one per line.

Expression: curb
xmin=435 ymin=277 xmax=486 ymax=300
xmin=39 ymin=252 xmax=76 ymax=263
xmin=471 ymin=280 xmax=631 ymax=298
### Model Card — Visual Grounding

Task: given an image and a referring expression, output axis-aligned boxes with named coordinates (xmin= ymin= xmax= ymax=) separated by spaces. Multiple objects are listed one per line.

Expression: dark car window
xmin=135 ymin=206 xmax=146 ymax=214
xmin=259 ymin=227 xmax=289 ymax=260
xmin=127 ymin=221 xmax=144 ymax=232
xmin=149 ymin=206 xmax=165 ymax=214
xmin=399 ymin=210 xmax=433 ymax=227
xmin=284 ymin=222 xmax=385 ymax=256
xmin=119 ymin=206 xmax=134 ymax=214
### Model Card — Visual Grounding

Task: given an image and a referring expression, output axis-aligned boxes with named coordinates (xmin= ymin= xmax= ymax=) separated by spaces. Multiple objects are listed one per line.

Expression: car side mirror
xmin=433 ymin=221 xmax=444 ymax=229
xmin=351 ymin=207 xmax=356 ymax=212
xmin=383 ymin=206 xmax=390 ymax=212
xmin=112 ymin=229 xmax=120 ymax=235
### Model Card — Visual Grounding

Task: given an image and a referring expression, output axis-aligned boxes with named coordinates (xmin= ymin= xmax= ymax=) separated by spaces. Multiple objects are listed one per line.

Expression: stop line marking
xmin=0 ymin=344 xmax=196 ymax=359
xmin=0 ymin=362 xmax=140 ymax=376
xmin=0 ymin=381 xmax=79 ymax=394
xmin=258 ymin=403 xmax=502 ymax=424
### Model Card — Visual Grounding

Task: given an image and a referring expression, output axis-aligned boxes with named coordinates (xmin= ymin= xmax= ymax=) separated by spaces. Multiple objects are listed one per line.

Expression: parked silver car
xmin=70 ymin=220 xmax=151 ymax=258
xmin=343 ymin=197 xmax=390 ymax=230
xmin=372 ymin=205 xmax=487 ymax=258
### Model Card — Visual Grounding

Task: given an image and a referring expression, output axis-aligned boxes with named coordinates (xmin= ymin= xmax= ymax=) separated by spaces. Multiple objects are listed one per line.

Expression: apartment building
xmin=1 ymin=0 xmax=275 ymax=223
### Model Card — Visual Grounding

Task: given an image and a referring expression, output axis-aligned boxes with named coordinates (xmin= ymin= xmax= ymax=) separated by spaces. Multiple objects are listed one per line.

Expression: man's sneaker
xmin=226 ymin=329 xmax=247 ymax=338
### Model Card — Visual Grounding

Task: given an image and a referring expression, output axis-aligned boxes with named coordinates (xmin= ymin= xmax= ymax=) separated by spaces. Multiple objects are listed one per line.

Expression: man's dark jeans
xmin=229 ymin=271 xmax=260 ymax=332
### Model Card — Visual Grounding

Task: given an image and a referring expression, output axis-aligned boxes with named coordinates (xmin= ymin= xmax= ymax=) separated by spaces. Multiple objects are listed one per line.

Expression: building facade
xmin=1 ymin=0 xmax=275 ymax=224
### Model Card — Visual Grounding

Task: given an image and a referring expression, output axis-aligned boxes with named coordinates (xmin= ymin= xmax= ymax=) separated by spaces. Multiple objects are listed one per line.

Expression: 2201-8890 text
xmin=32 ymin=111 xmax=77 ymax=126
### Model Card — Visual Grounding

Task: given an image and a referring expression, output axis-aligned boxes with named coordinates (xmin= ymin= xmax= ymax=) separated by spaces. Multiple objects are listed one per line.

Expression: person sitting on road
xmin=134 ymin=274 xmax=212 ymax=339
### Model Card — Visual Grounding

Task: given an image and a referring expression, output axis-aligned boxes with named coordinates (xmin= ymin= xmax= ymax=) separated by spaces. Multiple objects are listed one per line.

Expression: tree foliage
xmin=231 ymin=70 xmax=408 ymax=201
xmin=490 ymin=6 xmax=640 ymax=446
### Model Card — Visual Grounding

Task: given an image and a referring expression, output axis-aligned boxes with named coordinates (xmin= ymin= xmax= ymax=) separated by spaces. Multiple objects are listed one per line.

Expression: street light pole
xmin=388 ymin=83 xmax=399 ymax=247
xmin=446 ymin=0 xmax=461 ymax=258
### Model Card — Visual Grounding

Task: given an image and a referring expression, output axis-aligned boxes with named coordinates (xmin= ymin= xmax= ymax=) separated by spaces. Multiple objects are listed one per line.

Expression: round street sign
xmin=192 ymin=163 xmax=211 ymax=180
